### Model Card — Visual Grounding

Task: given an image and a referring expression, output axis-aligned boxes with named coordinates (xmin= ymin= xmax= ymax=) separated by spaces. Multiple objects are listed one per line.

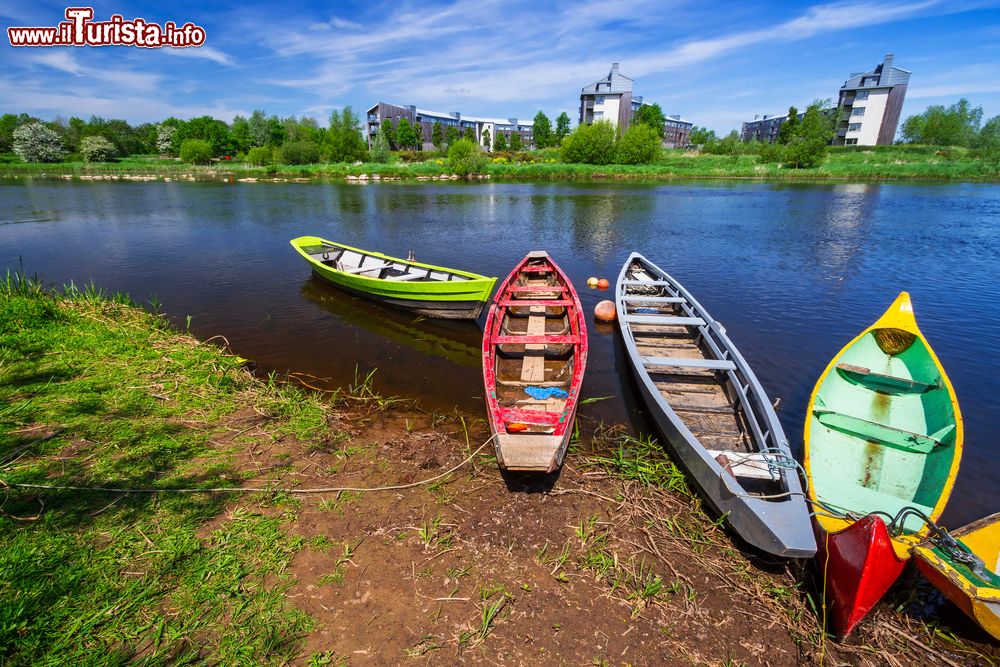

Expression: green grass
xmin=0 ymin=275 xmax=333 ymax=664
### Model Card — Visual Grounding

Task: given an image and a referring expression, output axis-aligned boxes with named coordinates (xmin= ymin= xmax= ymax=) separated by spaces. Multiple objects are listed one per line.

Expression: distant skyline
xmin=2 ymin=0 xmax=1000 ymax=135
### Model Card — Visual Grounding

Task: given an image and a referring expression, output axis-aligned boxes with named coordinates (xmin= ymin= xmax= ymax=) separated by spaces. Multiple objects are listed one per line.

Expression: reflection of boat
xmin=290 ymin=236 xmax=496 ymax=319
xmin=483 ymin=251 xmax=587 ymax=473
xmin=299 ymin=278 xmax=482 ymax=369
xmin=616 ymin=252 xmax=815 ymax=558
xmin=804 ymin=292 xmax=963 ymax=638
xmin=913 ymin=513 xmax=1000 ymax=641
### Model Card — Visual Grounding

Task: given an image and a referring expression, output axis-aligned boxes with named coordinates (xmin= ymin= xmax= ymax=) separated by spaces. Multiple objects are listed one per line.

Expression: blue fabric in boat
xmin=524 ymin=386 xmax=569 ymax=400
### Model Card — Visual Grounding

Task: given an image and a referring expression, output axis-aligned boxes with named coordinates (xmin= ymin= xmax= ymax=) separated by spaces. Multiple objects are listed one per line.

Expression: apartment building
xmin=579 ymin=63 xmax=643 ymax=131
xmin=664 ymin=115 xmax=693 ymax=148
xmin=366 ymin=102 xmax=533 ymax=150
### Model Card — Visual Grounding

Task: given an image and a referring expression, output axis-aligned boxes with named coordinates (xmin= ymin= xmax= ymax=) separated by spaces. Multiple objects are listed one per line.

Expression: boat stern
xmin=494 ymin=433 xmax=567 ymax=473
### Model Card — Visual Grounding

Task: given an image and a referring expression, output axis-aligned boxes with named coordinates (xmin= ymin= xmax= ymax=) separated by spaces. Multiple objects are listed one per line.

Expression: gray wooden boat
xmin=616 ymin=252 xmax=816 ymax=558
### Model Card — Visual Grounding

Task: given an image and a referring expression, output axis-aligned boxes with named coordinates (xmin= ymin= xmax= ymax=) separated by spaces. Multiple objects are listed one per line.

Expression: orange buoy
xmin=594 ymin=300 xmax=616 ymax=322
xmin=507 ymin=423 xmax=529 ymax=432
xmin=597 ymin=278 xmax=610 ymax=289
xmin=586 ymin=277 xmax=599 ymax=287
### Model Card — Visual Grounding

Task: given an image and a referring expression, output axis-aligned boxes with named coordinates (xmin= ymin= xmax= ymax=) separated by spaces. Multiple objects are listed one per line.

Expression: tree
xmin=901 ymin=98 xmax=983 ymax=146
xmin=560 ymin=121 xmax=617 ymax=164
xmin=0 ymin=113 xmax=24 ymax=152
xmin=380 ymin=118 xmax=397 ymax=150
xmin=79 ymin=136 xmax=116 ymax=162
xmin=179 ymin=139 xmax=213 ymax=164
xmin=463 ymin=126 xmax=476 ymax=142
xmin=155 ymin=124 xmax=177 ymax=155
xmin=230 ymin=115 xmax=251 ymax=153
xmin=974 ymin=115 xmax=1000 ymax=150
xmin=494 ymin=131 xmax=507 ymax=151
xmin=247 ymin=110 xmax=270 ymax=147
xmin=616 ymin=123 xmax=661 ymax=164
xmin=555 ymin=112 xmax=571 ymax=145
xmin=481 ymin=128 xmax=491 ymax=150
xmin=782 ymin=102 xmax=834 ymax=168
xmin=396 ymin=117 xmax=419 ymax=150
xmin=279 ymin=141 xmax=320 ymax=165
xmin=444 ymin=126 xmax=459 ymax=147
xmin=326 ymin=106 xmax=367 ymax=162
xmin=432 ymin=122 xmax=444 ymax=149
xmin=369 ymin=132 xmax=391 ymax=163
xmin=509 ymin=131 xmax=522 ymax=151
xmin=447 ymin=138 xmax=486 ymax=177
xmin=777 ymin=106 xmax=799 ymax=144
xmin=633 ymin=103 xmax=666 ymax=139
xmin=13 ymin=122 xmax=65 ymax=162
xmin=533 ymin=111 xmax=553 ymax=148
xmin=688 ymin=126 xmax=717 ymax=146
xmin=174 ymin=116 xmax=233 ymax=156
xmin=708 ymin=130 xmax=747 ymax=157
xmin=245 ymin=146 xmax=272 ymax=166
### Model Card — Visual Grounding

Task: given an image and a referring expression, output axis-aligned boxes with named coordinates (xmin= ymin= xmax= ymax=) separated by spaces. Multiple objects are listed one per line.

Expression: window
xmin=852 ymin=107 xmax=865 ymax=116
xmin=845 ymin=138 xmax=858 ymax=145
xmin=594 ymin=111 xmax=604 ymax=120
xmin=848 ymin=123 xmax=862 ymax=132
xmin=855 ymin=90 xmax=869 ymax=100
xmin=595 ymin=95 xmax=605 ymax=104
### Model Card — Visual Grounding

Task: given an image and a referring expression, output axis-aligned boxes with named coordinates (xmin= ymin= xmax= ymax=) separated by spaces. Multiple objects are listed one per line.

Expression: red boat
xmin=482 ymin=251 xmax=588 ymax=472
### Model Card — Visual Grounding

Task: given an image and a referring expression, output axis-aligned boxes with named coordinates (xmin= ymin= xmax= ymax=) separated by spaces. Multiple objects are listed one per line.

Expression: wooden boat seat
xmin=623 ymin=315 xmax=706 ymax=326
xmin=835 ymin=363 xmax=939 ymax=394
xmin=621 ymin=296 xmax=685 ymax=304
xmin=707 ymin=450 xmax=778 ymax=481
xmin=642 ymin=356 xmax=735 ymax=371
xmin=622 ymin=280 xmax=672 ymax=286
xmin=813 ymin=408 xmax=955 ymax=454
xmin=385 ymin=271 xmax=425 ymax=281
xmin=342 ymin=262 xmax=392 ymax=275
xmin=492 ymin=335 xmax=579 ymax=345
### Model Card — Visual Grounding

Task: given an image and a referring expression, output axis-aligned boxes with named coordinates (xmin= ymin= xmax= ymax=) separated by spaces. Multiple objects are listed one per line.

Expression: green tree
xmin=174 ymin=116 xmax=233 ymax=156
xmin=509 ymin=131 xmax=522 ymax=151
xmin=777 ymin=106 xmax=799 ymax=144
xmin=326 ymin=106 xmax=367 ymax=162
xmin=431 ymin=122 xmax=444 ymax=149
xmin=709 ymin=130 xmax=747 ymax=157
xmin=230 ymin=115 xmax=251 ymax=153
xmin=79 ymin=136 xmax=116 ymax=162
xmin=782 ymin=102 xmax=834 ymax=168
xmin=279 ymin=141 xmax=320 ymax=165
xmin=616 ymin=123 xmax=661 ymax=164
xmin=380 ymin=118 xmax=397 ymax=150
xmin=633 ymin=103 xmax=666 ymax=139
xmin=494 ymin=131 xmax=507 ymax=151
xmin=481 ymin=127 xmax=491 ymax=150
xmin=463 ymin=126 xmax=476 ymax=142
xmin=560 ymin=121 xmax=617 ymax=164
xmin=555 ymin=112 xmax=571 ymax=145
xmin=12 ymin=122 xmax=65 ymax=162
xmin=447 ymin=138 xmax=486 ymax=177
xmin=688 ymin=126 xmax=717 ymax=146
xmin=245 ymin=146 xmax=272 ymax=166
xmin=179 ymin=138 xmax=213 ymax=165
xmin=368 ymin=131 xmax=391 ymax=163
xmin=247 ymin=110 xmax=270 ymax=147
xmin=974 ymin=115 xmax=1000 ymax=150
xmin=532 ymin=111 xmax=553 ymax=148
xmin=444 ymin=125 xmax=459 ymax=147
xmin=396 ymin=117 xmax=419 ymax=150
xmin=901 ymin=98 xmax=984 ymax=146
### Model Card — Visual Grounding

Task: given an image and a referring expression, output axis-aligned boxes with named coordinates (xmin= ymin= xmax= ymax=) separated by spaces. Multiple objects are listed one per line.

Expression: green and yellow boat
xmin=290 ymin=236 xmax=497 ymax=319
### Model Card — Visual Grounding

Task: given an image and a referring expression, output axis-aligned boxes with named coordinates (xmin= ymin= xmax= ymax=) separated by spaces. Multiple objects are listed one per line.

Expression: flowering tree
xmin=13 ymin=122 xmax=66 ymax=162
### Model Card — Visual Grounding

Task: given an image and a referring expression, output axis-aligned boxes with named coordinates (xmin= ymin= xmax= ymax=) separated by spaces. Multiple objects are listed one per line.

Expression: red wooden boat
xmin=482 ymin=251 xmax=588 ymax=472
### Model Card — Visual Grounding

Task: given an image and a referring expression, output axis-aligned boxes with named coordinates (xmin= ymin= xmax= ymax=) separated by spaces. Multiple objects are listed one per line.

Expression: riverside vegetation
xmin=2 ymin=275 xmax=999 ymax=664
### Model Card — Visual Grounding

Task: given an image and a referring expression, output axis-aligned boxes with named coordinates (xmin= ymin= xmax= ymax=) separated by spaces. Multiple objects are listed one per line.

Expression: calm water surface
xmin=2 ymin=178 xmax=998 ymax=525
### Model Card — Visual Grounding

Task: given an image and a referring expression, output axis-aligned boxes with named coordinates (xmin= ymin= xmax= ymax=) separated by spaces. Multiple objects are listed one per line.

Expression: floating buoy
xmin=594 ymin=300 xmax=616 ymax=322
xmin=597 ymin=278 xmax=610 ymax=289
xmin=587 ymin=277 xmax=598 ymax=287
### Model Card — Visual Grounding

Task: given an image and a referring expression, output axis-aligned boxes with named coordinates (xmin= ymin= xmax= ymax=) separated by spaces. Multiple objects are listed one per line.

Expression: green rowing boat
xmin=290 ymin=236 xmax=497 ymax=319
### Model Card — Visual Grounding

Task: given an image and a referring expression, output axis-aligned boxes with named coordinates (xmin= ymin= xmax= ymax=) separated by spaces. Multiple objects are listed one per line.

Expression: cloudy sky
xmin=2 ymin=0 xmax=999 ymax=133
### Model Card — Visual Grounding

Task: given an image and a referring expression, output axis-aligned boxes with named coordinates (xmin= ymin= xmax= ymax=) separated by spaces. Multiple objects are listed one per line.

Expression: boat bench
xmin=707 ymin=450 xmax=778 ymax=481
xmin=836 ymin=363 xmax=939 ymax=395
xmin=342 ymin=262 xmax=392 ymax=275
xmin=813 ymin=408 xmax=955 ymax=454
xmin=623 ymin=314 xmax=706 ymax=327
xmin=642 ymin=356 xmax=735 ymax=371
xmin=385 ymin=271 xmax=425 ymax=281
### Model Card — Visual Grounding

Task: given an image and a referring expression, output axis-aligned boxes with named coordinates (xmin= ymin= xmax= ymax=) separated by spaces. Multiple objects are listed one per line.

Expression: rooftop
xmin=581 ymin=62 xmax=634 ymax=95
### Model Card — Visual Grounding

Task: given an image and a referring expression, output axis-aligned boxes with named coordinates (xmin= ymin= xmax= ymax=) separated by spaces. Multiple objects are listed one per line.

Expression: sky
xmin=2 ymin=0 xmax=1000 ymax=135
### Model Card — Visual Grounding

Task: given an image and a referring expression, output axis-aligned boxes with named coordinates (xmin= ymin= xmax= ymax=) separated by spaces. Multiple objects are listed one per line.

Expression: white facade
xmin=844 ymin=89 xmax=889 ymax=146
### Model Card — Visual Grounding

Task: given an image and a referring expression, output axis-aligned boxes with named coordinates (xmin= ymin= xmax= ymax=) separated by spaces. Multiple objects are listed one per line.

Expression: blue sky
xmin=2 ymin=0 xmax=999 ymax=134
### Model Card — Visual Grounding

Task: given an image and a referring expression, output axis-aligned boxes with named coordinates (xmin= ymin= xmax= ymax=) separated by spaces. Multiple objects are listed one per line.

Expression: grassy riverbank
xmin=2 ymin=279 xmax=996 ymax=664
xmin=2 ymin=145 xmax=998 ymax=183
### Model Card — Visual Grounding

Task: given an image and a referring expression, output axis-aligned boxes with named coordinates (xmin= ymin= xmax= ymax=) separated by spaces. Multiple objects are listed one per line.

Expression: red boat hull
xmin=817 ymin=514 xmax=908 ymax=638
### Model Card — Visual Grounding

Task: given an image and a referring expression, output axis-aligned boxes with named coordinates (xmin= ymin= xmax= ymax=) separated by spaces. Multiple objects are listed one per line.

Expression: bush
xmin=179 ymin=139 xmax=213 ymax=165
xmin=12 ymin=122 xmax=65 ymax=163
xmin=756 ymin=142 xmax=785 ymax=164
xmin=561 ymin=121 xmax=617 ymax=165
xmin=368 ymin=132 xmax=391 ymax=164
xmin=396 ymin=150 xmax=432 ymax=163
xmin=278 ymin=141 xmax=320 ymax=165
xmin=781 ymin=103 xmax=834 ymax=169
xmin=616 ymin=124 xmax=661 ymax=164
xmin=245 ymin=146 xmax=272 ymax=166
xmin=79 ymin=136 xmax=117 ymax=162
xmin=447 ymin=138 xmax=486 ymax=177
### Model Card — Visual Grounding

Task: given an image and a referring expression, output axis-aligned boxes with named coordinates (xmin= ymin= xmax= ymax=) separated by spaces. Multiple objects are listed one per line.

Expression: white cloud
xmin=24 ymin=50 xmax=162 ymax=92
xmin=161 ymin=46 xmax=235 ymax=66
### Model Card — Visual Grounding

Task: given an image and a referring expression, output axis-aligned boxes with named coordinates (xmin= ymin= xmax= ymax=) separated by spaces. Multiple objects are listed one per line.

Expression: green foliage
xmin=509 ymin=131 xmax=522 ymax=151
xmin=447 ymin=138 xmax=486 ymax=177
xmin=326 ymin=106 xmax=367 ymax=162
xmin=368 ymin=132 xmax=391 ymax=164
xmin=245 ymin=146 xmax=272 ymax=166
xmin=79 ymin=135 xmax=116 ymax=162
xmin=444 ymin=125 xmax=459 ymax=147
xmin=782 ymin=102 xmax=834 ymax=168
xmin=279 ymin=141 xmax=320 ymax=165
xmin=555 ymin=112 xmax=571 ymax=145
xmin=155 ymin=123 xmax=176 ymax=156
xmin=380 ymin=118 xmax=397 ymax=150
xmin=493 ymin=131 xmax=507 ymax=151
xmin=431 ymin=121 xmax=444 ymax=149
xmin=12 ymin=122 xmax=65 ymax=163
xmin=561 ymin=121 xmax=618 ymax=164
xmin=0 ymin=113 xmax=25 ymax=152
xmin=395 ymin=117 xmax=419 ymax=150
xmin=705 ymin=130 xmax=746 ymax=157
xmin=975 ymin=115 xmax=1000 ymax=150
xmin=463 ymin=126 xmax=476 ymax=142
xmin=248 ymin=110 xmax=284 ymax=148
xmin=688 ymin=126 xmax=717 ymax=147
xmin=179 ymin=138 xmax=213 ymax=164
xmin=901 ymin=98 xmax=983 ymax=146
xmin=616 ymin=123 xmax=661 ymax=164
xmin=756 ymin=141 xmax=785 ymax=164
xmin=634 ymin=103 xmax=666 ymax=139
xmin=533 ymin=111 xmax=553 ymax=148
xmin=777 ymin=106 xmax=799 ymax=144
xmin=481 ymin=127 xmax=491 ymax=150
xmin=174 ymin=116 xmax=234 ymax=156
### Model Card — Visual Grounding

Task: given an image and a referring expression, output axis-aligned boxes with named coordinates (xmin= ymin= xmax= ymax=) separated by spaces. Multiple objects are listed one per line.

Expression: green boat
xmin=290 ymin=236 xmax=497 ymax=319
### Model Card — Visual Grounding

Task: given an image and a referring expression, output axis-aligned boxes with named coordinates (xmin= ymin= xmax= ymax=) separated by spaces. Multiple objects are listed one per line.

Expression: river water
xmin=2 ymin=178 xmax=997 ymax=525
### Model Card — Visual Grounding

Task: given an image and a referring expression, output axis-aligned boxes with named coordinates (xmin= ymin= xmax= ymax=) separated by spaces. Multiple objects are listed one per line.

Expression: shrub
xmin=279 ymin=141 xmax=320 ymax=165
xmin=616 ymin=124 xmax=661 ymax=164
xmin=79 ymin=136 xmax=117 ymax=162
xmin=12 ymin=122 xmax=65 ymax=163
xmin=561 ymin=121 xmax=617 ymax=165
xmin=447 ymin=138 xmax=486 ymax=177
xmin=396 ymin=150 xmax=431 ymax=163
xmin=756 ymin=142 xmax=785 ymax=164
xmin=781 ymin=103 xmax=834 ymax=169
xmin=179 ymin=139 xmax=213 ymax=165
xmin=245 ymin=146 xmax=272 ymax=166
xmin=368 ymin=132 xmax=391 ymax=164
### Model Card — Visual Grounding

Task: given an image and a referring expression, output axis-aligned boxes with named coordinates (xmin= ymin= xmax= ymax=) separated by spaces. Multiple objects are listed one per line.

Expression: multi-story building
xmin=579 ymin=63 xmax=643 ymax=131
xmin=834 ymin=54 xmax=909 ymax=146
xmin=663 ymin=115 xmax=693 ymax=148
xmin=365 ymin=102 xmax=533 ymax=151
xmin=740 ymin=55 xmax=909 ymax=146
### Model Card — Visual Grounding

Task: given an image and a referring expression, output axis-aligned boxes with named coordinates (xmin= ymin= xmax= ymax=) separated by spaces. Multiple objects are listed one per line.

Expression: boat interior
xmin=621 ymin=258 xmax=786 ymax=496
xmin=304 ymin=243 xmax=471 ymax=282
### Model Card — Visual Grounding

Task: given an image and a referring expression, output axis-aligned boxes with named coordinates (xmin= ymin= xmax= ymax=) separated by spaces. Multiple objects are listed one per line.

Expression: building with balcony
xmin=366 ymin=102 xmax=533 ymax=151
xmin=579 ymin=63 xmax=644 ymax=131
xmin=664 ymin=115 xmax=693 ymax=148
